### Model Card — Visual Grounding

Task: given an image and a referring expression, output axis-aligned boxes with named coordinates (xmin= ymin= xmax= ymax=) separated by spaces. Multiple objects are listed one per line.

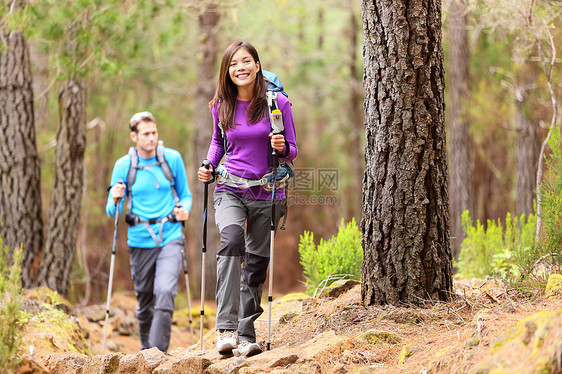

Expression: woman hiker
xmin=198 ymin=41 xmax=297 ymax=357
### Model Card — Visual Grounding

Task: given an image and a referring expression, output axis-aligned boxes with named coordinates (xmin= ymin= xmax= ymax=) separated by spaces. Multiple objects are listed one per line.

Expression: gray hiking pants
xmin=128 ymin=238 xmax=183 ymax=352
xmin=214 ymin=191 xmax=285 ymax=343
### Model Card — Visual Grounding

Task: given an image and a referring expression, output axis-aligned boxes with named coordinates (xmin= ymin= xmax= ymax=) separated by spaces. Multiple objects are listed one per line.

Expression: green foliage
xmin=0 ymin=1 xmax=35 ymax=35
xmin=456 ymin=210 xmax=536 ymax=280
xmin=458 ymin=121 xmax=562 ymax=294
xmin=515 ymin=122 xmax=562 ymax=295
xmin=298 ymin=218 xmax=363 ymax=296
xmin=31 ymin=0 xmax=158 ymax=79
xmin=540 ymin=123 xmax=562 ymax=257
xmin=0 ymin=240 xmax=27 ymax=373
xmin=490 ymin=247 xmax=525 ymax=279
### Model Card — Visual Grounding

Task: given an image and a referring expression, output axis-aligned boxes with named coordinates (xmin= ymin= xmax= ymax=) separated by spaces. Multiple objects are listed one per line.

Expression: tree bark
xmin=361 ymin=0 xmax=452 ymax=306
xmin=0 ymin=26 xmax=43 ymax=287
xmin=448 ymin=0 xmax=474 ymax=260
xmin=192 ymin=3 xmax=220 ymax=301
xmin=37 ymin=78 xmax=87 ymax=295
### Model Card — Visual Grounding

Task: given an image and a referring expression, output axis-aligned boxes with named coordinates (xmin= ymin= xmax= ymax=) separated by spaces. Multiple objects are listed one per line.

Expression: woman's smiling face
xmin=228 ymin=47 xmax=261 ymax=91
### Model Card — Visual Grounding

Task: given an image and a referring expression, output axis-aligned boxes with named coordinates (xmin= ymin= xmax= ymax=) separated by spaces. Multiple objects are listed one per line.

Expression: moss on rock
xmin=545 ymin=274 xmax=562 ymax=297
xmin=25 ymin=287 xmax=74 ymax=315
xmin=22 ymin=307 xmax=91 ymax=357
xmin=472 ymin=309 xmax=562 ymax=373
xmin=398 ymin=345 xmax=418 ymax=364
xmin=358 ymin=329 xmax=400 ymax=345
xmin=278 ymin=293 xmax=308 ymax=303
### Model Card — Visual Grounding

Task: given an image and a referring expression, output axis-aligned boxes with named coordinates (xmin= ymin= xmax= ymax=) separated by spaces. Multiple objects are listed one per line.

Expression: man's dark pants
xmin=128 ymin=238 xmax=182 ymax=352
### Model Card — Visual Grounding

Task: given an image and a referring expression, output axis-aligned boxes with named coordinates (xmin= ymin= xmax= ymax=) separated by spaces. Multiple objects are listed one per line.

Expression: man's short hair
xmin=129 ymin=111 xmax=157 ymax=132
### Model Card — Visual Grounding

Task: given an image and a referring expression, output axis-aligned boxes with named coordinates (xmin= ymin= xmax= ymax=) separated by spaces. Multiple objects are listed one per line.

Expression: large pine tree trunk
xmin=192 ymin=4 xmax=220 ymax=301
xmin=448 ymin=0 xmax=474 ymax=260
xmin=37 ymin=78 xmax=86 ymax=295
xmin=0 ymin=25 xmax=43 ymax=287
xmin=361 ymin=0 xmax=452 ymax=305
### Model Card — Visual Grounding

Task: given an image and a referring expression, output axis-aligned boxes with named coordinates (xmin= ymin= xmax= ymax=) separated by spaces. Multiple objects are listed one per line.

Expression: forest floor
xmin=21 ymin=276 xmax=562 ymax=373
xmin=53 ymin=277 xmax=559 ymax=373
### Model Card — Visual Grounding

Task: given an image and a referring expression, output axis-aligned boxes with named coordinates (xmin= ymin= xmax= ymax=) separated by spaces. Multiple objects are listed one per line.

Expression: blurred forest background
xmin=2 ymin=0 xmax=561 ymax=306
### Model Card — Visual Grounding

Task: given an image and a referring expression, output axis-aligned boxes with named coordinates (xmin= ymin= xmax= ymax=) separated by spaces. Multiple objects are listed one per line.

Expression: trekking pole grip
xmin=114 ymin=179 xmax=124 ymax=208
xmin=202 ymin=160 xmax=215 ymax=184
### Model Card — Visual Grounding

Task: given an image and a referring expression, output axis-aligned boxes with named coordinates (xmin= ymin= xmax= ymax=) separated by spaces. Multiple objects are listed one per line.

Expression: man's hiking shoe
xmin=217 ymin=330 xmax=238 ymax=353
xmin=237 ymin=340 xmax=262 ymax=357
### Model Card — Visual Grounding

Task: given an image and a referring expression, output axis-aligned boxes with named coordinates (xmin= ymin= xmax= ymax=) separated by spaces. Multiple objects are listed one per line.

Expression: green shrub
xmin=456 ymin=210 xmax=536 ymax=280
xmin=457 ymin=125 xmax=562 ymax=295
xmin=0 ymin=240 xmax=27 ymax=373
xmin=540 ymin=123 xmax=562 ymax=260
xmin=298 ymin=218 xmax=363 ymax=296
xmin=519 ymin=122 xmax=562 ymax=293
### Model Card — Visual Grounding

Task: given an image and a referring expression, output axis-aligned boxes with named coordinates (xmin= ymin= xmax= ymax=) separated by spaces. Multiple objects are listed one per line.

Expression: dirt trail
xmin=21 ymin=278 xmax=562 ymax=373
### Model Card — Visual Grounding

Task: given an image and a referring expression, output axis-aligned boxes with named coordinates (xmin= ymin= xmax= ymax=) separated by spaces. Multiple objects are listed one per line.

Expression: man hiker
xmin=106 ymin=111 xmax=192 ymax=352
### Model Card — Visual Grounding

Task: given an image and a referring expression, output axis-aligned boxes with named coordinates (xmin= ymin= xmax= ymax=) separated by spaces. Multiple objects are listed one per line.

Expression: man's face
xmin=130 ymin=120 xmax=158 ymax=157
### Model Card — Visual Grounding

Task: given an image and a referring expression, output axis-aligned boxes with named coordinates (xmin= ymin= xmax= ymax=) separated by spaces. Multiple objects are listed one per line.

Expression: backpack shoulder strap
xmin=156 ymin=141 xmax=180 ymax=205
xmin=266 ymin=90 xmax=279 ymax=113
xmin=126 ymin=147 xmax=138 ymax=210
xmin=218 ymin=120 xmax=228 ymax=153
xmin=267 ymin=90 xmax=284 ymax=134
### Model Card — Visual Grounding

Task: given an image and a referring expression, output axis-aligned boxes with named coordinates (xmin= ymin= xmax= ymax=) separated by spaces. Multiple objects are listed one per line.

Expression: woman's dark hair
xmin=209 ymin=41 xmax=268 ymax=130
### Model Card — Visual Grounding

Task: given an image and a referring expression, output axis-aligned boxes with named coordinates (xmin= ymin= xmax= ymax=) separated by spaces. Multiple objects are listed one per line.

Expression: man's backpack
xmin=125 ymin=140 xmax=180 ymax=246
xmin=126 ymin=140 xmax=179 ymax=208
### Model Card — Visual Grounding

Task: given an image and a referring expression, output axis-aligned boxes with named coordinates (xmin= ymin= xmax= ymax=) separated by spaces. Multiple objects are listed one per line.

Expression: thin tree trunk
xmin=347 ymin=4 xmax=364 ymax=220
xmin=533 ymin=27 xmax=558 ymax=243
xmin=448 ymin=0 xmax=474 ymax=260
xmin=0 ymin=23 xmax=43 ymax=288
xmin=527 ymin=0 xmax=559 ymax=243
xmin=38 ymin=78 xmax=87 ymax=295
xmin=192 ymin=3 xmax=220 ymax=301
xmin=314 ymin=3 xmax=326 ymax=132
xmin=361 ymin=0 xmax=452 ymax=306
xmin=515 ymin=86 xmax=538 ymax=217
xmin=78 ymin=164 xmax=91 ymax=305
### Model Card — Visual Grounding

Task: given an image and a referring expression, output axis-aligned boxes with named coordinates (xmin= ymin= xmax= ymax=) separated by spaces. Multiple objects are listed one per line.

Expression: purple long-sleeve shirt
xmin=206 ymin=92 xmax=298 ymax=200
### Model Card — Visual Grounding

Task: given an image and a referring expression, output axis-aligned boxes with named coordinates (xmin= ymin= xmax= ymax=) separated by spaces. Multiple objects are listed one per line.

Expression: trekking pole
xmin=102 ymin=182 xmax=123 ymax=355
xmin=267 ymin=129 xmax=282 ymax=351
xmin=200 ymin=160 xmax=212 ymax=350
xmin=177 ymin=203 xmax=194 ymax=346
